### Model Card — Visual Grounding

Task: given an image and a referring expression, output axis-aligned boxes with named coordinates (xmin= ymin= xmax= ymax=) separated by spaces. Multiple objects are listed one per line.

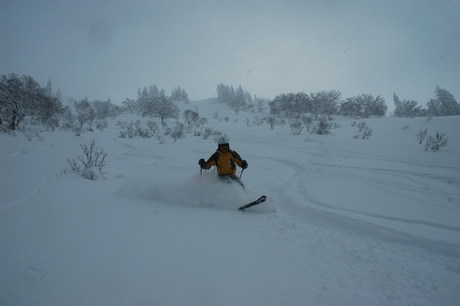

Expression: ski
xmin=238 ymin=195 xmax=267 ymax=211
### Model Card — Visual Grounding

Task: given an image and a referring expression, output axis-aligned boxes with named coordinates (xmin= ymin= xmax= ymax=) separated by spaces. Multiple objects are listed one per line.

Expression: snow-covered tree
xmin=0 ymin=74 xmax=62 ymax=130
xmin=61 ymin=105 xmax=76 ymax=130
xmin=92 ymin=98 xmax=121 ymax=119
xmin=230 ymin=86 xmax=247 ymax=114
xmin=74 ymin=99 xmax=96 ymax=131
xmin=426 ymin=86 xmax=459 ymax=116
xmin=0 ymin=74 xmax=33 ymax=130
xmin=170 ymin=86 xmax=191 ymax=104
xmin=393 ymin=93 xmax=423 ymax=117
xmin=339 ymin=94 xmax=387 ymax=118
xmin=121 ymin=98 xmax=136 ymax=114
xmin=309 ymin=90 xmax=341 ymax=118
xmin=216 ymin=83 xmax=256 ymax=114
xmin=269 ymin=90 xmax=341 ymax=119
xmin=217 ymin=83 xmax=234 ymax=104
xmin=141 ymin=91 xmax=179 ymax=124
xmin=269 ymin=92 xmax=311 ymax=118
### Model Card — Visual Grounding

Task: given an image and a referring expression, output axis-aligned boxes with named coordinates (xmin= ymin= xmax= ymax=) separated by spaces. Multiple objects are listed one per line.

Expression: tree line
xmin=0 ymin=74 xmax=63 ymax=130
xmin=0 ymin=74 xmax=191 ymax=132
xmin=1 ymin=73 xmax=459 ymax=133
xmin=394 ymin=87 xmax=460 ymax=117
xmin=268 ymin=87 xmax=459 ymax=119
xmin=216 ymin=83 xmax=268 ymax=114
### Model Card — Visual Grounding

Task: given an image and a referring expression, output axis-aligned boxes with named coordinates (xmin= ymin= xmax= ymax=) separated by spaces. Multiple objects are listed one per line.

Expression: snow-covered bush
xmin=424 ymin=131 xmax=448 ymax=151
xmin=252 ymin=116 xmax=264 ymax=126
xmin=61 ymin=105 xmax=77 ymax=131
xmin=183 ymin=109 xmax=200 ymax=126
xmin=157 ymin=134 xmax=166 ymax=144
xmin=183 ymin=109 xmax=207 ymax=132
xmin=119 ymin=121 xmax=149 ymax=138
xmin=266 ymin=116 xmax=276 ymax=129
xmin=74 ymin=99 xmax=96 ymax=131
xmin=246 ymin=116 xmax=263 ymax=127
xmin=202 ymin=127 xmax=213 ymax=139
xmin=353 ymin=122 xmax=373 ymax=140
xmin=311 ymin=118 xmax=333 ymax=135
xmin=201 ymin=127 xmax=221 ymax=140
xmin=147 ymin=120 xmax=159 ymax=136
xmin=301 ymin=116 xmax=313 ymax=132
xmin=96 ymin=119 xmax=108 ymax=132
xmin=67 ymin=139 xmax=107 ymax=180
xmin=171 ymin=122 xmax=186 ymax=142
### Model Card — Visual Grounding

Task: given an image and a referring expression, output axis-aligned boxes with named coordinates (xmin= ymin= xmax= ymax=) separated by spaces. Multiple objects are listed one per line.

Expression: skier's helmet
xmin=217 ymin=135 xmax=230 ymax=145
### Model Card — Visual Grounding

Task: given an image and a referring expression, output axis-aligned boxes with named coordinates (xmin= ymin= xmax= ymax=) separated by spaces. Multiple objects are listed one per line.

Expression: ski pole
xmin=239 ymin=168 xmax=245 ymax=180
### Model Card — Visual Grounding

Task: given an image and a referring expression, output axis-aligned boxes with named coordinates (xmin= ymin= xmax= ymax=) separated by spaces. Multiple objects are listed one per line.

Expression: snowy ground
xmin=1 ymin=99 xmax=460 ymax=305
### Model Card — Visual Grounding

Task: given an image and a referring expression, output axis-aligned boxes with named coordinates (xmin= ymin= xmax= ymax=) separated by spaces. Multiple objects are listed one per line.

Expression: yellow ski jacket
xmin=202 ymin=149 xmax=244 ymax=176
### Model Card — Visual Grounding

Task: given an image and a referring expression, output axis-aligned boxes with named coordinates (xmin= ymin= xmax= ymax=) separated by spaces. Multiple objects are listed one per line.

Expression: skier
xmin=198 ymin=135 xmax=248 ymax=185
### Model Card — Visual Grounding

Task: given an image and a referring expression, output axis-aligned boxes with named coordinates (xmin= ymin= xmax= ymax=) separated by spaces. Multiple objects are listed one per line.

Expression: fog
xmin=1 ymin=0 xmax=459 ymax=109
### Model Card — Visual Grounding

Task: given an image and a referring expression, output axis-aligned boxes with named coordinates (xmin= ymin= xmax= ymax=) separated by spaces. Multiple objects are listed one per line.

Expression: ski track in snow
xmin=0 ymin=177 xmax=50 ymax=213
xmin=256 ymin=154 xmax=460 ymax=304
xmin=267 ymin=151 xmax=460 ymax=258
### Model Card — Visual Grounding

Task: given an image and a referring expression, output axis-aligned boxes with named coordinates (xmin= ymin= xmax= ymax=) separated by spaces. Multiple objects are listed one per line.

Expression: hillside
xmin=1 ymin=98 xmax=459 ymax=305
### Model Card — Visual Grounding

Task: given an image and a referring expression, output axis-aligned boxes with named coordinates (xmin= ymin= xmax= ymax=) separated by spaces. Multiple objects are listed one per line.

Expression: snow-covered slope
xmin=1 ymin=99 xmax=459 ymax=305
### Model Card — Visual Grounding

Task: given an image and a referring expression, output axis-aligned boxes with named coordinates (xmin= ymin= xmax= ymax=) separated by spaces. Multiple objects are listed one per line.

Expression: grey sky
xmin=1 ymin=0 xmax=459 ymax=110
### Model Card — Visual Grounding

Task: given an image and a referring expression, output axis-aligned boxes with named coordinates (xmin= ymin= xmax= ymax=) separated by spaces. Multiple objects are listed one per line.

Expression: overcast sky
xmin=1 ymin=0 xmax=459 ymax=110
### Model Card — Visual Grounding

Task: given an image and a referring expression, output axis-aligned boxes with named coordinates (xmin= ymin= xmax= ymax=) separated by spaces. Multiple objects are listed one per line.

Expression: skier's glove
xmin=241 ymin=160 xmax=248 ymax=169
xmin=198 ymin=158 xmax=206 ymax=168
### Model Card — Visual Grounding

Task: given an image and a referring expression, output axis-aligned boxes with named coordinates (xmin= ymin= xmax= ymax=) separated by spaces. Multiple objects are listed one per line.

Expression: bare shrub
xmin=353 ymin=122 xmax=373 ymax=140
xmin=266 ymin=116 xmax=276 ymax=129
xmin=61 ymin=105 xmax=77 ymax=132
xmin=290 ymin=120 xmax=304 ymax=135
xmin=67 ymin=139 xmax=107 ymax=180
xmin=311 ymin=118 xmax=333 ymax=135
xmin=171 ymin=122 xmax=186 ymax=142
xmin=119 ymin=121 xmax=150 ymax=138
xmin=147 ymin=120 xmax=159 ymax=136
xmin=203 ymin=127 xmax=215 ymax=139
xmin=416 ymin=129 xmax=428 ymax=144
xmin=96 ymin=120 xmax=108 ymax=132
xmin=20 ymin=127 xmax=44 ymax=141
xmin=424 ymin=131 xmax=448 ymax=151
xmin=157 ymin=134 xmax=166 ymax=144
xmin=183 ymin=109 xmax=202 ymax=130
xmin=301 ymin=116 xmax=313 ymax=132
